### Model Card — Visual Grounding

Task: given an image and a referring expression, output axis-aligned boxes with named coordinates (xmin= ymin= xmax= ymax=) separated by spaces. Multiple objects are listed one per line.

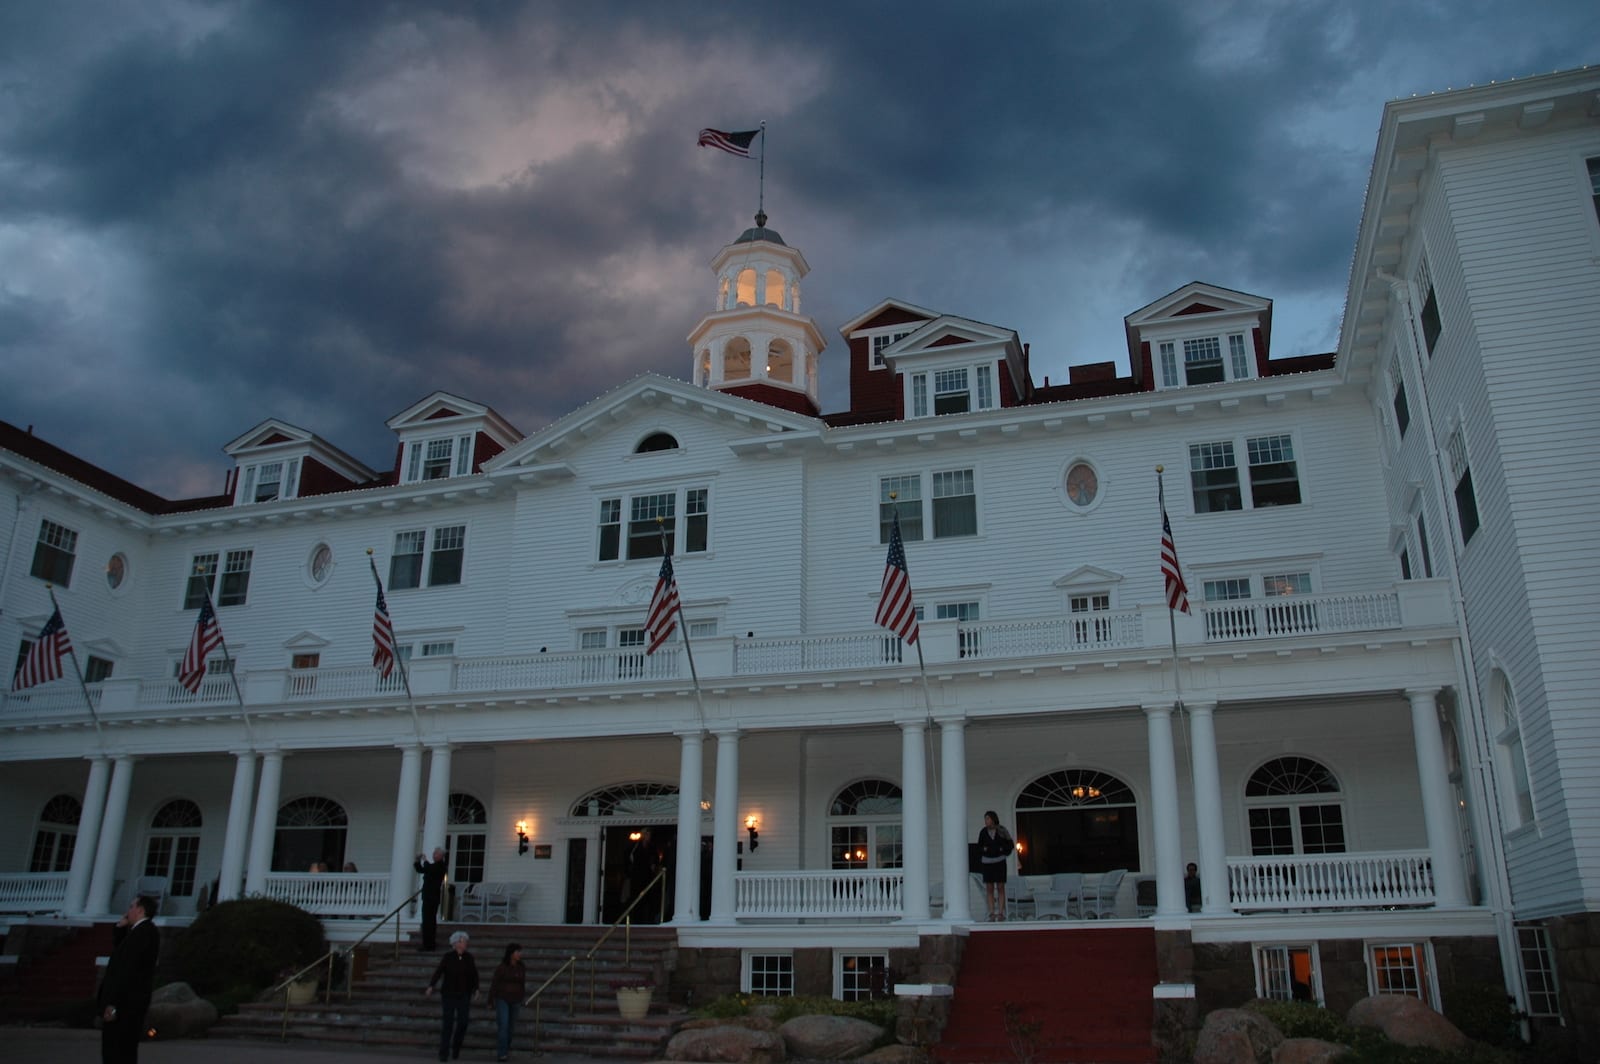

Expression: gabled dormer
xmin=1124 ymin=283 xmax=1272 ymax=392
xmin=223 ymin=420 xmax=376 ymax=506
xmin=838 ymin=301 xmax=1028 ymax=422
xmin=386 ymin=392 xmax=522 ymax=486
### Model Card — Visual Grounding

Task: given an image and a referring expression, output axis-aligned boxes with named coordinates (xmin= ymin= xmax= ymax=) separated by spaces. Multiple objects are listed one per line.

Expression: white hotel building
xmin=2 ymin=66 xmax=1597 ymax=1053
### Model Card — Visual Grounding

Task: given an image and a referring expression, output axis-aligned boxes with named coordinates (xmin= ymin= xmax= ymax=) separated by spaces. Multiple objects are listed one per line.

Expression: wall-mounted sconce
xmin=745 ymin=814 xmax=760 ymax=852
xmin=700 ymin=799 xmax=712 ymax=812
xmin=516 ymin=820 xmax=530 ymax=856
xmin=628 ymin=830 xmax=643 ymax=842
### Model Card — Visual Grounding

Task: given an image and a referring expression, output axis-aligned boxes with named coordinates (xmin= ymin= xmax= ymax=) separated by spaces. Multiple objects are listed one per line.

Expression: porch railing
xmin=1201 ymin=591 xmax=1402 ymax=643
xmin=455 ymin=647 xmax=680 ymax=692
xmin=286 ymin=666 xmax=407 ymax=701
xmin=261 ymin=872 xmax=391 ymax=916
xmin=0 ymin=872 xmax=68 ymax=913
xmin=1227 ymin=851 xmax=1434 ymax=910
xmin=734 ymin=869 xmax=905 ymax=918
xmin=734 ymin=633 xmax=905 ymax=674
xmin=957 ymin=610 xmax=1145 ymax=660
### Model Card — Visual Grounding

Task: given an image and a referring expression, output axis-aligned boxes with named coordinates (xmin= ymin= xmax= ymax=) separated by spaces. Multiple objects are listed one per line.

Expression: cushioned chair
xmin=456 ymin=882 xmax=488 ymax=922
xmin=486 ymin=882 xmax=526 ymax=922
xmin=1083 ymin=868 xmax=1127 ymax=919
xmin=1031 ymin=872 xmax=1083 ymax=919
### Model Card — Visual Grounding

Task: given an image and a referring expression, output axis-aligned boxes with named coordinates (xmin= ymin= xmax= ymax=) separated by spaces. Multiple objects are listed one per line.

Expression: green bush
xmin=170 ymin=898 xmax=328 ymax=997
xmin=1247 ymin=998 xmax=1351 ymax=1043
xmin=693 ymin=993 xmax=896 ymax=1030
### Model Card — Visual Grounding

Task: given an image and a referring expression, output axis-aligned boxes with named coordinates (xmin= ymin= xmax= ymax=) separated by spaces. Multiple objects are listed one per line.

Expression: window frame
xmin=1252 ymin=943 xmax=1323 ymax=1004
xmin=878 ymin=468 xmax=979 ymax=543
xmin=1365 ymin=941 xmax=1439 ymax=1010
xmin=1491 ymin=670 xmax=1537 ymax=830
xmin=866 ymin=327 xmax=915 ymax=370
xmin=402 ymin=434 xmax=475 ymax=484
xmin=183 ymin=548 xmax=253 ymax=608
xmin=1244 ymin=756 xmax=1347 ymax=857
xmin=237 ymin=457 xmax=301 ymax=504
xmin=596 ymin=486 xmax=712 ymax=563
xmin=143 ymin=798 xmax=203 ymax=897
xmin=1187 ymin=432 xmax=1303 ymax=513
xmin=389 ymin=525 xmax=467 ymax=590
xmin=1156 ymin=331 xmax=1257 ymax=390
xmin=30 ymin=518 xmax=78 ymax=587
xmin=742 ymin=951 xmax=795 ymax=997
xmin=834 ymin=951 xmax=891 ymax=1002
xmin=1445 ymin=429 xmax=1480 ymax=546
xmin=905 ymin=362 xmax=998 ymax=418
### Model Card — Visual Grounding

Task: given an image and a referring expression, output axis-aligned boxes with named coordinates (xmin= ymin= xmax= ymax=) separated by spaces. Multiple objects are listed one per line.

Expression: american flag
xmin=179 ymin=598 xmax=224 ymax=694
xmin=697 ymin=128 xmax=760 ymax=158
xmin=1161 ymin=508 xmax=1191 ymax=614
xmin=372 ymin=582 xmax=397 ymax=679
xmin=12 ymin=607 xmax=72 ymax=691
xmin=875 ymin=511 xmax=920 ymax=644
xmin=645 ymin=553 xmax=681 ymax=654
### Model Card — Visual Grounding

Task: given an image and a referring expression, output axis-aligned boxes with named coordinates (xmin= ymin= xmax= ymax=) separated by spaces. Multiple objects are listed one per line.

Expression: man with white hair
xmin=424 ymin=931 xmax=479 ymax=1062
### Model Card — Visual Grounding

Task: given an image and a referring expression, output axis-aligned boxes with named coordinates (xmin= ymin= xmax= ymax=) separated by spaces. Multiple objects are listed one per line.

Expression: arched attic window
xmin=766 ymin=340 xmax=794 ymax=383
xmin=736 ymin=269 xmax=757 ymax=307
xmin=636 ymin=432 xmax=680 ymax=453
xmin=30 ymin=794 xmax=81 ymax=873
xmin=764 ymin=269 xmax=786 ymax=309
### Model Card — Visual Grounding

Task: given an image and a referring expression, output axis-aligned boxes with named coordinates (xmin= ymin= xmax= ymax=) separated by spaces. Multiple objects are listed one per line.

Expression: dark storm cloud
xmin=1 ymin=0 xmax=1595 ymax=495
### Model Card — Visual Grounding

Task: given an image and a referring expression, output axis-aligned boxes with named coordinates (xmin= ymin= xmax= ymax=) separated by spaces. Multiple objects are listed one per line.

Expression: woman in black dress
xmin=976 ymin=810 xmax=1014 ymax=920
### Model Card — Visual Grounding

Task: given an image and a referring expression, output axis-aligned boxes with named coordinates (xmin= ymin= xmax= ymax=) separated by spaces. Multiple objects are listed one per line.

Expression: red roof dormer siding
xmin=1253 ymin=326 xmax=1271 ymax=376
xmin=472 ymin=432 xmax=506 ymax=472
xmin=846 ymin=306 xmax=932 ymax=421
xmin=296 ymin=455 xmax=357 ymax=499
xmin=1174 ymin=302 xmax=1223 ymax=316
xmin=391 ymin=442 xmax=406 ymax=481
xmin=719 ymin=382 xmax=820 ymax=417
xmin=1134 ymin=341 xmax=1157 ymax=393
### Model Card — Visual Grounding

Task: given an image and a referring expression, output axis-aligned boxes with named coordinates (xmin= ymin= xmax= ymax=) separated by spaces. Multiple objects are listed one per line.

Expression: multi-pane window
xmin=1493 ymin=672 xmax=1535 ymax=827
xmin=144 ymin=799 xmax=202 ymax=896
xmin=30 ymin=519 xmax=78 ymax=586
xmin=908 ymin=365 xmax=997 ymax=417
xmin=1246 ymin=435 xmax=1301 ymax=507
xmin=617 ymin=628 xmax=646 ymax=679
xmin=1203 ymin=577 xmax=1251 ymax=602
xmin=1516 ymin=922 xmax=1562 ymax=1019
xmin=184 ymin=553 xmax=219 ymax=609
xmin=1415 ymin=512 xmax=1435 ymax=578
xmin=1255 ymin=945 xmax=1320 ymax=1003
xmin=218 ymin=549 xmax=252 ymax=606
xmin=1416 ymin=258 xmax=1441 ymax=356
xmin=837 ymin=953 xmax=890 ymax=1002
xmin=1367 ymin=942 xmax=1436 ymax=1008
xmin=879 ymin=470 xmax=977 ymax=542
xmin=910 ymin=373 xmax=928 ymax=416
xmin=1070 ymin=592 xmax=1111 ymax=645
xmin=1189 ymin=436 xmax=1300 ymax=512
xmin=1183 ymin=336 xmax=1224 ymax=384
xmin=829 ymin=780 xmax=904 ymax=871
xmin=934 ymin=369 xmax=970 ymax=414
xmin=745 ymin=952 xmax=794 ymax=996
xmin=598 ymin=488 xmax=711 ymax=561
xmin=1189 ymin=441 xmax=1240 ymax=512
xmin=1229 ymin=335 xmax=1251 ymax=380
xmin=238 ymin=458 xmax=300 ymax=504
xmin=404 ymin=435 xmax=474 ymax=483
xmin=389 ymin=526 xmax=465 ymax=590
xmin=1446 ymin=431 xmax=1480 ymax=544
xmin=28 ymin=794 xmax=80 ymax=873
xmin=1159 ymin=334 xmax=1255 ymax=388
xmin=870 ymin=329 xmax=913 ymax=369
xmin=448 ymin=793 xmax=488 ymax=885
xmin=84 ymin=656 xmax=114 ymax=683
xmin=1246 ymin=757 xmax=1346 ymax=856
xmin=936 ymin=601 xmax=980 ymax=657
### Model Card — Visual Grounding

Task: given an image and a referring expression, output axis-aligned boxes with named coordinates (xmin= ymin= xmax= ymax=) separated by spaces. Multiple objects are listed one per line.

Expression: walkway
xmin=3 ymin=1027 xmax=650 ymax=1063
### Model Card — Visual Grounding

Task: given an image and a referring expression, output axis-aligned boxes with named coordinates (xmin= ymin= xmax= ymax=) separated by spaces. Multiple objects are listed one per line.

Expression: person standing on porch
xmin=98 ymin=895 xmax=159 ymax=1064
xmin=489 ymin=941 xmax=527 ymax=1062
xmin=977 ymin=811 xmax=1014 ymax=921
xmin=414 ymin=846 xmax=449 ymax=950
xmin=424 ymin=930 xmax=479 ymax=1062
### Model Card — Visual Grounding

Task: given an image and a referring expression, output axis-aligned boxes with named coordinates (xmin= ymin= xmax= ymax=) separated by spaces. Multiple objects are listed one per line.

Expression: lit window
xmin=836 ymin=953 xmax=890 ymax=1002
xmin=1255 ymin=944 xmax=1320 ymax=1003
xmin=30 ymin=519 xmax=78 ymax=587
xmin=1367 ymin=942 xmax=1436 ymax=1008
xmin=830 ymin=780 xmax=903 ymax=871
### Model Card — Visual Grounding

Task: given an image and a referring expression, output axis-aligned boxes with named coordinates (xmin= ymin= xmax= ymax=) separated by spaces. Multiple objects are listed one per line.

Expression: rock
xmin=666 ymin=1024 xmax=788 ymax=1062
xmin=679 ymin=1015 xmax=779 ymax=1031
xmin=1346 ymin=995 xmax=1469 ymax=1052
xmin=1273 ymin=1037 xmax=1350 ymax=1064
xmin=780 ymin=1014 xmax=885 ymax=1059
xmin=1194 ymin=1007 xmax=1284 ymax=1064
xmin=857 ymin=1044 xmax=928 ymax=1064
xmin=143 ymin=982 xmax=219 ymax=1040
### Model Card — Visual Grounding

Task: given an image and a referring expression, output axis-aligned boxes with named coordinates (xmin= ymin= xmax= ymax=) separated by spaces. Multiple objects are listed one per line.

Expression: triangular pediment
xmin=839 ymin=298 xmax=940 ymax=336
xmin=224 ymin=419 xmax=316 ymax=456
xmin=282 ymin=630 xmax=330 ymax=650
xmin=1125 ymin=282 xmax=1270 ymax=328
xmin=1052 ymin=565 xmax=1125 ymax=589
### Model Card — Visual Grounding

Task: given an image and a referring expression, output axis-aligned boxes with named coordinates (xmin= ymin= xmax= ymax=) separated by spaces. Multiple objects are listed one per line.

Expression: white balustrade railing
xmin=138 ymin=676 xmax=237 ymax=707
xmin=735 ymin=633 xmax=906 ymax=674
xmin=285 ymin=666 xmax=408 ymax=701
xmin=1227 ymin=851 xmax=1434 ymax=910
xmin=1202 ymin=591 xmax=1401 ymax=643
xmin=0 ymin=872 xmax=69 ymax=912
xmin=959 ymin=610 xmax=1145 ymax=660
xmin=1 ymin=684 xmax=102 ymax=716
xmin=455 ymin=647 xmax=680 ymax=692
xmin=734 ymin=869 xmax=905 ymax=918
xmin=261 ymin=872 xmax=391 ymax=916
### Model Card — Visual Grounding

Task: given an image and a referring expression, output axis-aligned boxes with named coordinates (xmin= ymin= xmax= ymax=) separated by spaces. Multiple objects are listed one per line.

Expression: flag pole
xmin=757 ymin=122 xmax=767 ymax=222
xmin=47 ymin=586 xmax=103 ymax=743
xmin=368 ymin=550 xmax=423 ymax=741
xmin=657 ymin=522 xmax=707 ymax=731
xmin=197 ymin=576 xmax=254 ymax=743
xmin=1157 ymin=467 xmax=1184 ymax=710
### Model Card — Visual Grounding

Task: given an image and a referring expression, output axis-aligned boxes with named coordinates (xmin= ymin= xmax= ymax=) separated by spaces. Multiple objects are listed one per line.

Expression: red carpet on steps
xmin=934 ymin=926 xmax=1159 ymax=1064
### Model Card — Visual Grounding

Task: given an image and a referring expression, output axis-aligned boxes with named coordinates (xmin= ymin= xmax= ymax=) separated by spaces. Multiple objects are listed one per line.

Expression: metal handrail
xmin=265 ymin=885 xmax=425 ymax=1039
xmin=522 ymin=867 xmax=669 ymax=1050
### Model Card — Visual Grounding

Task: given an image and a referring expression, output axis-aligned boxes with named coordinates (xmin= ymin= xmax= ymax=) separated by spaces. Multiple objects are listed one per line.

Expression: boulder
xmin=1273 ymin=1037 xmax=1350 ymax=1064
xmin=1346 ymin=995 xmax=1469 ymax=1052
xmin=666 ymin=1024 xmax=788 ymax=1062
xmin=1194 ymin=1007 xmax=1284 ymax=1064
xmin=780 ymin=1014 xmax=885 ymax=1059
xmin=143 ymin=982 xmax=219 ymax=1040
xmin=679 ymin=1015 xmax=779 ymax=1031
xmin=857 ymin=1045 xmax=929 ymax=1064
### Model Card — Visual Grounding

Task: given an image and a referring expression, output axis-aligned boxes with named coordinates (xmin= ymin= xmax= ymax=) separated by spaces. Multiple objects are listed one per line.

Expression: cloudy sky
xmin=2 ymin=2 xmax=1595 ymax=498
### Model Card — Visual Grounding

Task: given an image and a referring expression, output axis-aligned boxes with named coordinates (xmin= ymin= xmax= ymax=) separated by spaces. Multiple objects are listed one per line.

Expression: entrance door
xmin=601 ymin=824 xmax=675 ymax=923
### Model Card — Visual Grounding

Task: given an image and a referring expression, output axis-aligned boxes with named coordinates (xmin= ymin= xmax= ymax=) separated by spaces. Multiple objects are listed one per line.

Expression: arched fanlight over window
xmin=277 ymin=796 xmax=349 ymax=827
xmin=830 ymin=779 xmax=902 ymax=817
xmin=636 ymin=432 xmax=679 ymax=454
xmin=1017 ymin=769 xmax=1135 ymax=808
xmin=1245 ymin=757 xmax=1340 ymax=797
xmin=571 ymin=782 xmax=679 ymax=818
xmin=449 ymin=792 xmax=487 ymax=825
xmin=151 ymin=799 xmax=203 ymax=829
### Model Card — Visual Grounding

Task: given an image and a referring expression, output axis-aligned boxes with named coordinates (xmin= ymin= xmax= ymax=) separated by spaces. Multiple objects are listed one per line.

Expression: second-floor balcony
xmin=1 ymin=582 xmax=1454 ymax=722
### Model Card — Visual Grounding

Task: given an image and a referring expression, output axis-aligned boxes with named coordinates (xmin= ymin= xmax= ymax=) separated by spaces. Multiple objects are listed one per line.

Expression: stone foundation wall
xmin=1547 ymin=911 xmax=1600 ymax=1062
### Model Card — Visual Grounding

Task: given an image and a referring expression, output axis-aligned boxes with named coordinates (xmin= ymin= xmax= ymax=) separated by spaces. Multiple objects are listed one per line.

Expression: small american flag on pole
xmin=875 ymin=511 xmax=920 ymax=644
xmin=697 ymin=128 xmax=760 ymax=158
xmin=1160 ymin=507 xmax=1191 ymax=614
xmin=179 ymin=598 xmax=224 ymax=694
xmin=645 ymin=553 xmax=682 ymax=654
xmin=372 ymin=582 xmax=397 ymax=679
xmin=12 ymin=607 xmax=72 ymax=691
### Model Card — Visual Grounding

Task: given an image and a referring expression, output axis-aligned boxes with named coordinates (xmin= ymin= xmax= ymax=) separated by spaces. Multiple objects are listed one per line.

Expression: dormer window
xmin=908 ymin=365 xmax=995 ymax=418
xmin=404 ymin=435 xmax=474 ymax=483
xmin=238 ymin=458 xmax=300 ymax=504
xmin=1159 ymin=334 xmax=1253 ymax=388
xmin=870 ymin=329 xmax=914 ymax=369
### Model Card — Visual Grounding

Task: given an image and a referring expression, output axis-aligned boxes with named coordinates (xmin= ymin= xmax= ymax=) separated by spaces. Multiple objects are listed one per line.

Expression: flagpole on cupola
xmin=757 ymin=121 xmax=767 ymax=223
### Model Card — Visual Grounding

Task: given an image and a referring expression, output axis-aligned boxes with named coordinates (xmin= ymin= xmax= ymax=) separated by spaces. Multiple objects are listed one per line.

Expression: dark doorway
xmin=564 ymin=838 xmax=587 ymax=924
xmin=601 ymin=824 xmax=675 ymax=923
xmin=1016 ymin=807 xmax=1140 ymax=874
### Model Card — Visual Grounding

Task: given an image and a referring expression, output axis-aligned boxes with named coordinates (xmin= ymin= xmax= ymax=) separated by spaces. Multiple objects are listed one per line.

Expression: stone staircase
xmin=210 ymin=923 xmax=686 ymax=1058
xmin=0 ymin=921 xmax=112 ymax=1025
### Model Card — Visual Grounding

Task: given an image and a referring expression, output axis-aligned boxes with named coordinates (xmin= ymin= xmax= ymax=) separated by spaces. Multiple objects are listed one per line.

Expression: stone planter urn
xmin=614 ymin=985 xmax=653 ymax=1021
xmin=284 ymin=978 xmax=318 ymax=1006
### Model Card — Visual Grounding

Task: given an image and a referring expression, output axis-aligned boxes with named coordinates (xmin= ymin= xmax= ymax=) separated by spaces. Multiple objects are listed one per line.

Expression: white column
xmin=215 ymin=751 xmax=257 ymax=902
xmin=244 ymin=751 xmax=284 ymax=896
xmin=1186 ymin=702 xmax=1230 ymax=915
xmin=84 ymin=756 xmax=136 ymax=915
xmin=672 ymin=731 xmax=705 ymax=925
xmin=938 ymin=717 xmax=972 ymax=922
xmin=63 ymin=756 xmax=111 ymax=914
xmin=1144 ymin=704 xmax=1186 ymax=916
xmin=899 ymin=718 xmax=930 ymax=921
xmin=421 ymin=745 xmax=453 ymax=855
xmin=1406 ymin=688 xmax=1469 ymax=907
xmin=708 ymin=729 xmax=740 ymax=925
xmin=389 ymin=745 xmax=425 ymax=910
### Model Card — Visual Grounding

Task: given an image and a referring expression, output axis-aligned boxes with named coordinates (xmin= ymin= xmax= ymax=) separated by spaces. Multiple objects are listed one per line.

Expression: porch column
xmin=1406 ymin=687 xmax=1469 ymax=907
xmin=63 ymin=756 xmax=111 ymax=914
xmin=938 ymin=717 xmax=972 ymax=922
xmin=215 ymin=750 xmax=257 ymax=902
xmin=708 ymin=728 xmax=740 ymax=925
xmin=1143 ymin=704 xmax=1186 ymax=916
xmin=421 ymin=744 xmax=453 ymax=856
xmin=243 ymin=751 xmax=284 ymax=896
xmin=1186 ymin=701 xmax=1231 ymax=915
xmin=671 ymin=730 xmax=705 ymax=925
xmin=84 ymin=755 xmax=137 ymax=916
xmin=389 ymin=744 xmax=424 ymax=910
xmin=899 ymin=718 xmax=930 ymax=921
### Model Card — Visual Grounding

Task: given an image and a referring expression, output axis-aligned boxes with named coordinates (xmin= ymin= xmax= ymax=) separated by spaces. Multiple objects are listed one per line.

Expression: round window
xmin=1064 ymin=462 xmax=1099 ymax=507
xmin=106 ymin=553 xmax=128 ymax=590
xmin=309 ymin=543 xmax=334 ymax=585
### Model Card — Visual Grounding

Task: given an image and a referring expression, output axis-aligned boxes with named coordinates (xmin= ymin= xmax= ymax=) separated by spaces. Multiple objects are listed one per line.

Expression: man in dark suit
xmin=414 ymin=846 xmax=449 ymax=950
xmin=98 ymin=895 xmax=159 ymax=1064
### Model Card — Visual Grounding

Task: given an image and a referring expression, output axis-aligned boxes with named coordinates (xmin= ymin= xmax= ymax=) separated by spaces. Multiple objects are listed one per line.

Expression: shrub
xmin=1247 ymin=998 xmax=1352 ymax=1043
xmin=170 ymin=898 xmax=328 ymax=997
xmin=693 ymin=993 xmax=896 ymax=1030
